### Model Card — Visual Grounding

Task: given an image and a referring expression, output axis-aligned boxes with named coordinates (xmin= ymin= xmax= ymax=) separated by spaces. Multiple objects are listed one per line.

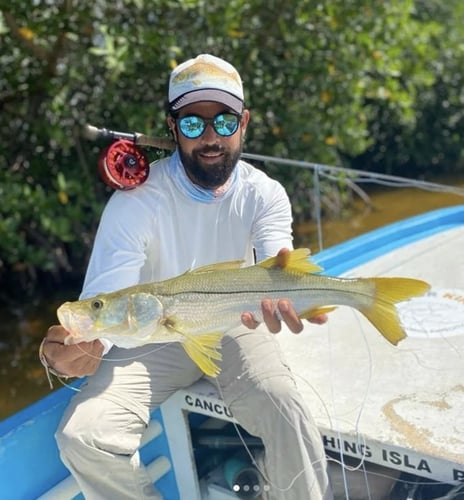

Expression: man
xmin=41 ymin=54 xmax=332 ymax=499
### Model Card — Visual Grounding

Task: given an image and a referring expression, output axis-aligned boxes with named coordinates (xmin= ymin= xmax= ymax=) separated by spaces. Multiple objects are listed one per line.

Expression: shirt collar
xmin=168 ymin=150 xmax=238 ymax=203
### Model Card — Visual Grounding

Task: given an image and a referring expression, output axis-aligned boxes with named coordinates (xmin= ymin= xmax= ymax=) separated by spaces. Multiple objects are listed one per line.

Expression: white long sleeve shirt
xmin=81 ymin=151 xmax=293 ymax=297
xmin=80 ymin=151 xmax=294 ymax=351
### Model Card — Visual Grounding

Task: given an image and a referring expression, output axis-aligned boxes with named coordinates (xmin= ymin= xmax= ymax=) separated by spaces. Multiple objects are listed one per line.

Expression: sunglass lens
xmin=213 ymin=114 xmax=239 ymax=137
xmin=179 ymin=116 xmax=205 ymax=138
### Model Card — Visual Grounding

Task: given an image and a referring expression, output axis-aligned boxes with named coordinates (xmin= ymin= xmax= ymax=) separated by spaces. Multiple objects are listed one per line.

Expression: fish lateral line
xmin=154 ymin=286 xmax=336 ymax=297
xmin=149 ymin=276 xmax=359 ymax=299
xmin=144 ymin=279 xmax=391 ymax=300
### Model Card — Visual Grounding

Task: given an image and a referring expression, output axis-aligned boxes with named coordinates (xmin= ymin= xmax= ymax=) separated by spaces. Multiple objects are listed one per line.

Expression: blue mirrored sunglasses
xmin=176 ymin=112 xmax=242 ymax=139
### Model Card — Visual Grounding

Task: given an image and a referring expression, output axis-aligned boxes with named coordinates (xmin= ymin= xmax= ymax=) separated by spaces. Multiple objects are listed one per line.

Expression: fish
xmin=57 ymin=248 xmax=430 ymax=377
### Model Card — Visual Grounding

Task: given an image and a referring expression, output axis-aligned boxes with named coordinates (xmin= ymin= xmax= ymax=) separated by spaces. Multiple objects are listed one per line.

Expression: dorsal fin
xmin=189 ymin=260 xmax=244 ymax=274
xmin=258 ymin=248 xmax=323 ymax=274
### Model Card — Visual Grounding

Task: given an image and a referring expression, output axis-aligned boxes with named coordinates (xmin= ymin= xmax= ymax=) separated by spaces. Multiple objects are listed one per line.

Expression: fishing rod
xmin=84 ymin=124 xmax=464 ymax=198
xmin=83 ymin=124 xmax=176 ymax=151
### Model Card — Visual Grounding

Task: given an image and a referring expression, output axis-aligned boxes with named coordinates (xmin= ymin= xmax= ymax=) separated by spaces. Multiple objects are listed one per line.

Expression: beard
xmin=178 ymin=142 xmax=242 ymax=189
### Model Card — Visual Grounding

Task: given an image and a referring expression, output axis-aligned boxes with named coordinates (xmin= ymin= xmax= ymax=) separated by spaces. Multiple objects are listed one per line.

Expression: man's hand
xmin=241 ymin=248 xmax=328 ymax=334
xmin=41 ymin=325 xmax=104 ymax=378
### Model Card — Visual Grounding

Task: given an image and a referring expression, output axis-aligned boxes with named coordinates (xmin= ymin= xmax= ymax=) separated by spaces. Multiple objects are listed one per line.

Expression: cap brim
xmin=170 ymin=89 xmax=243 ymax=114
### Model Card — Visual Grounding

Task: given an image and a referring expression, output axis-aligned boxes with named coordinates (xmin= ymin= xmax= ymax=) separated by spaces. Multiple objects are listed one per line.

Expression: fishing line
xmin=211 ymin=373 xmax=326 ymax=497
xmin=327 ymin=313 xmax=350 ymax=499
xmin=43 ymin=343 xmax=175 ymax=391
xmin=317 ymin=303 xmax=462 ymax=497
xmin=399 ymin=318 xmax=463 ymax=371
xmin=350 ymin=313 xmax=378 ymax=500
xmin=205 ymin=318 xmax=377 ymax=498
xmin=55 ymin=329 xmax=336 ymax=494
xmin=55 ymin=376 xmax=81 ymax=392
xmin=72 ymin=340 xmax=173 ymax=363
xmin=322 ymin=309 xmax=377 ymax=499
xmin=313 ymin=167 xmax=324 ymax=251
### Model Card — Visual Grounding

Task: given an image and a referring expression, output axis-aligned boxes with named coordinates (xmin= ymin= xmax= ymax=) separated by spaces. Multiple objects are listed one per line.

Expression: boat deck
xmin=2 ymin=207 xmax=463 ymax=499
xmin=277 ymin=224 xmax=464 ymax=485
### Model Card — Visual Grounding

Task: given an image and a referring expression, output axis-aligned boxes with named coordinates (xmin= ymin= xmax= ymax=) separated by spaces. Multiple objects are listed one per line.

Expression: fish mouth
xmin=57 ymin=303 xmax=95 ymax=344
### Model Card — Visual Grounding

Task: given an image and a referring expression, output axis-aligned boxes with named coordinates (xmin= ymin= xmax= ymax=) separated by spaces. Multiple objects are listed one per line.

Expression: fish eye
xmin=91 ymin=299 xmax=104 ymax=310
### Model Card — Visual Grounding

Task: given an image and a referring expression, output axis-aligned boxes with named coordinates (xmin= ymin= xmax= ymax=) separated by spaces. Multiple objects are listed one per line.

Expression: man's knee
xmin=257 ymin=375 xmax=301 ymax=410
xmin=228 ymin=375 xmax=306 ymax=432
xmin=56 ymin=397 xmax=145 ymax=457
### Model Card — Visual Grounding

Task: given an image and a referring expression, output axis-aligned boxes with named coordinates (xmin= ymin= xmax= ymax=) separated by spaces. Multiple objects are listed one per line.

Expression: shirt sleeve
xmin=80 ymin=190 xmax=154 ymax=300
xmin=79 ymin=191 xmax=155 ymax=355
xmin=252 ymin=179 xmax=294 ymax=262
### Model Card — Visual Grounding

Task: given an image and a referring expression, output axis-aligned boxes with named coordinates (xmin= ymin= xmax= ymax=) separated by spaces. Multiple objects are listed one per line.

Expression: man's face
xmin=167 ymin=101 xmax=250 ymax=189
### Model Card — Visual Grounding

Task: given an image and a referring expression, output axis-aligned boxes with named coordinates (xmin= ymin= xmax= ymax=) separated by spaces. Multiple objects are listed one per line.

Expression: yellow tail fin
xmin=361 ymin=277 xmax=430 ymax=345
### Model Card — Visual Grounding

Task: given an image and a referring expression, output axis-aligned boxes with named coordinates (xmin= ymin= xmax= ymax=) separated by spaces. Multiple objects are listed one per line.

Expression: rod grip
xmin=83 ymin=124 xmax=175 ymax=150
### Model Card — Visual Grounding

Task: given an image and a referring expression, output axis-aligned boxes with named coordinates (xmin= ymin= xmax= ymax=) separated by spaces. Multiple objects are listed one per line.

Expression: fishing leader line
xmin=73 ymin=341 xmax=173 ymax=363
xmin=44 ymin=342 xmax=175 ymax=391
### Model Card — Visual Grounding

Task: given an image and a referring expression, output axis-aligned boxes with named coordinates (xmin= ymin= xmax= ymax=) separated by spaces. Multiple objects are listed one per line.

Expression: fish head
xmin=57 ymin=291 xmax=164 ymax=347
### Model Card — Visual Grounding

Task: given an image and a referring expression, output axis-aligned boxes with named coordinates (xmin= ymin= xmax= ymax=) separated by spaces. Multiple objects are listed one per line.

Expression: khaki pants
xmin=56 ymin=326 xmax=332 ymax=500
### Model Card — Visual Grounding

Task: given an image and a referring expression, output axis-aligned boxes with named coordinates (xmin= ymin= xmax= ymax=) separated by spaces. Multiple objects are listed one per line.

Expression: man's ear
xmin=167 ymin=116 xmax=178 ymax=142
xmin=170 ymin=127 xmax=178 ymax=142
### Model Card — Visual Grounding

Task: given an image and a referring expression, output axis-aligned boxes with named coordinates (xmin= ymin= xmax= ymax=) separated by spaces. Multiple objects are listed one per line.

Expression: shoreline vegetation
xmin=2 ymin=1 xmax=464 ymax=301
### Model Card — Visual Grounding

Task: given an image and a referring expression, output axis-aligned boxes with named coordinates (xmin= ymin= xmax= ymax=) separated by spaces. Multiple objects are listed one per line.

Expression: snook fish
xmin=57 ymin=249 xmax=430 ymax=376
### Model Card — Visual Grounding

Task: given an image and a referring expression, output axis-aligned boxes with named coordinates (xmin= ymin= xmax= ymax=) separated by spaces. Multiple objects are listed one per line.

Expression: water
xmin=0 ymin=292 xmax=73 ymax=420
xmin=1 ymin=177 xmax=463 ymax=421
xmin=295 ymin=176 xmax=464 ymax=251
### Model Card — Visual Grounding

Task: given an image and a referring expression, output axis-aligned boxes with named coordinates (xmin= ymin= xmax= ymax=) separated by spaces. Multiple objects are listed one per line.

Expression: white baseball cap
xmin=168 ymin=54 xmax=244 ymax=113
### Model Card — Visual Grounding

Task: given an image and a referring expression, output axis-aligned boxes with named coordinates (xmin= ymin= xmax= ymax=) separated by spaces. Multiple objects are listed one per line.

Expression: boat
xmin=1 ymin=204 xmax=464 ymax=500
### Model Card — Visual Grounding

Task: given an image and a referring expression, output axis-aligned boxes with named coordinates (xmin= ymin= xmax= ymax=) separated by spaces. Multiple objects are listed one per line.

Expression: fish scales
xmin=57 ymin=248 xmax=430 ymax=376
xmin=152 ymin=267 xmax=377 ymax=333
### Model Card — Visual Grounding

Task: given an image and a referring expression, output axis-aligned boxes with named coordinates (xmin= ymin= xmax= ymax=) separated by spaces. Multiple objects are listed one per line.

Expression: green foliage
xmin=1 ymin=0 xmax=463 ymax=297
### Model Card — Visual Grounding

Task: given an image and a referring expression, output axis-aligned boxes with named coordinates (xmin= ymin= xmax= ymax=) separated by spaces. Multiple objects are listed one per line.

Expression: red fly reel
xmin=98 ymin=139 xmax=150 ymax=190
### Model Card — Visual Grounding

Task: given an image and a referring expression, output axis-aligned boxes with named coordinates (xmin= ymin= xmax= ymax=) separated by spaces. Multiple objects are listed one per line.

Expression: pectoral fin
xmin=299 ymin=305 xmax=337 ymax=320
xmin=181 ymin=332 xmax=223 ymax=377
